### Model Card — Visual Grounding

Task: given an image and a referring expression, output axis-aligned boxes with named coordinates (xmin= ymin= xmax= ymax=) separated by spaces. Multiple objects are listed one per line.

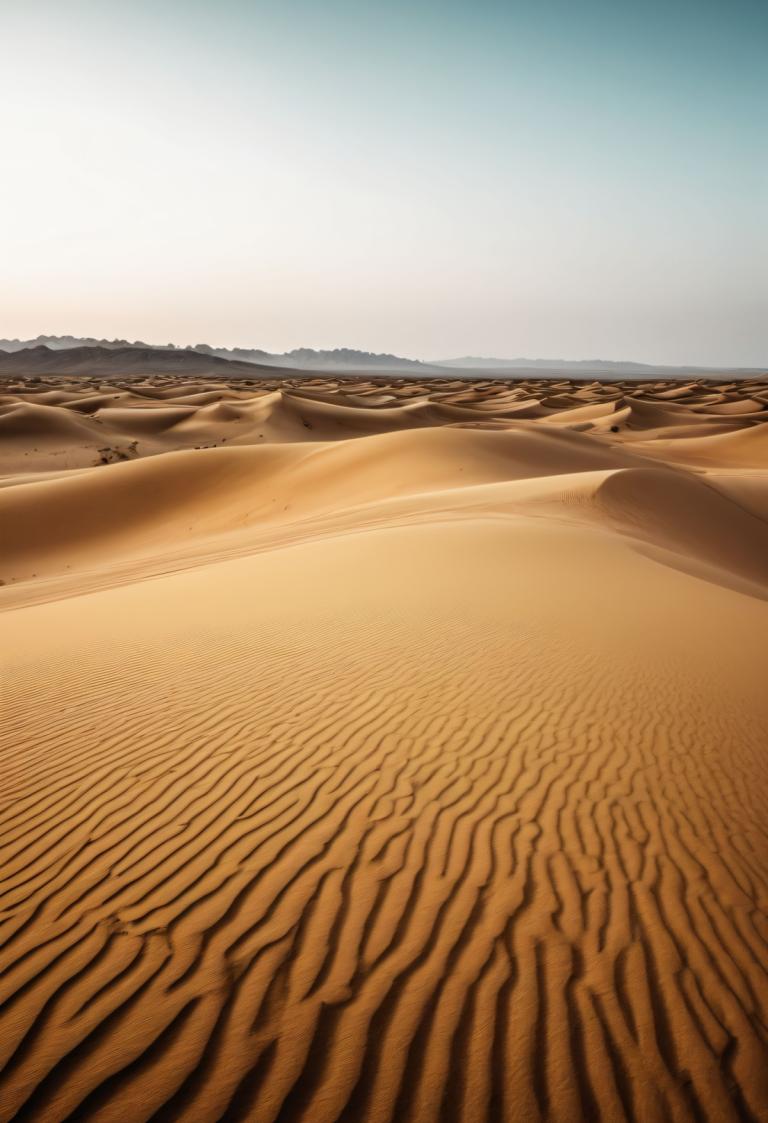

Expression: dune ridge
xmin=1 ymin=375 xmax=767 ymax=1121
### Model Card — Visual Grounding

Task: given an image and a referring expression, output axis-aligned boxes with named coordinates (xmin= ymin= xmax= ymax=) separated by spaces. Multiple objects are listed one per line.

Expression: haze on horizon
xmin=1 ymin=0 xmax=766 ymax=367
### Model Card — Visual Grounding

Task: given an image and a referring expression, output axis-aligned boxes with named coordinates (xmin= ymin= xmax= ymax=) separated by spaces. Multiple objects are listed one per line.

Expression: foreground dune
xmin=1 ymin=375 xmax=767 ymax=1121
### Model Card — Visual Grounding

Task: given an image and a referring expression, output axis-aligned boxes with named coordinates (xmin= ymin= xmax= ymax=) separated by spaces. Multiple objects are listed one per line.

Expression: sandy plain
xmin=1 ymin=374 xmax=767 ymax=1122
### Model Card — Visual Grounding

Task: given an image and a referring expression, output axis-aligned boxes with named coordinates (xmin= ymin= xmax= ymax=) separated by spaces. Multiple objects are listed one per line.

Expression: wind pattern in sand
xmin=2 ymin=376 xmax=768 ymax=1122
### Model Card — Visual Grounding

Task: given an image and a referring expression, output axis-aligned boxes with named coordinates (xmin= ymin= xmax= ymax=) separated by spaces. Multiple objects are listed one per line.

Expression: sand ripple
xmin=1 ymin=374 xmax=767 ymax=1121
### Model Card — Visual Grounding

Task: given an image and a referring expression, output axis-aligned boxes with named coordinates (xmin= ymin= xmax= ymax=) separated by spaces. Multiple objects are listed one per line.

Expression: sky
xmin=0 ymin=0 xmax=766 ymax=365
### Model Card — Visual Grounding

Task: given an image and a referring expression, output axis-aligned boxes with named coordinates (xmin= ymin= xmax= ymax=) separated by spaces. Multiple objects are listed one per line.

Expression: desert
xmin=1 ymin=369 xmax=767 ymax=1121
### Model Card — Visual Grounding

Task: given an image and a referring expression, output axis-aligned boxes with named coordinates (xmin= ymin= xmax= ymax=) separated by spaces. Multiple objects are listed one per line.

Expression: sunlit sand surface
xmin=2 ymin=375 xmax=767 ymax=1121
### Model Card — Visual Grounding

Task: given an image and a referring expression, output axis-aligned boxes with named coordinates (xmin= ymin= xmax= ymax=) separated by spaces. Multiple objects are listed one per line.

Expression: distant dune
xmin=1 ymin=373 xmax=767 ymax=1121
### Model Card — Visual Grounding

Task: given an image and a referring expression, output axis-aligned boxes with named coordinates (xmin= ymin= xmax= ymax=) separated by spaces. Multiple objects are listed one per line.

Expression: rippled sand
xmin=1 ymin=375 xmax=767 ymax=1121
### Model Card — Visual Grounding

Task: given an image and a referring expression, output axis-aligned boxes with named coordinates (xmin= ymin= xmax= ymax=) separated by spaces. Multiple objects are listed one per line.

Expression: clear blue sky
xmin=1 ymin=0 xmax=765 ymax=364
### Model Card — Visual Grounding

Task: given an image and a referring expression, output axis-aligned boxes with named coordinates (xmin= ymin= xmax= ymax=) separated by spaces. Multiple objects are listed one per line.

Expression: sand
xmin=1 ymin=375 xmax=767 ymax=1122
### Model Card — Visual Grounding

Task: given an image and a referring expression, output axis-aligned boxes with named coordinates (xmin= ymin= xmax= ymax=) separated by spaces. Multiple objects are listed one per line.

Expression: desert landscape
xmin=1 ymin=369 xmax=767 ymax=1121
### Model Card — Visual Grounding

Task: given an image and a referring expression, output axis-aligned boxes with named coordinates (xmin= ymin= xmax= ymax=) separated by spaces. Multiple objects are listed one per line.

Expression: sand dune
xmin=1 ymin=374 xmax=767 ymax=1121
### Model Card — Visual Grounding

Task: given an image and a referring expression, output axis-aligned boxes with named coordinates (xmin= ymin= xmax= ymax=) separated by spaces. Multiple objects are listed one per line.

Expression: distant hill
xmin=195 ymin=345 xmax=439 ymax=372
xmin=437 ymin=356 xmax=656 ymax=373
xmin=0 ymin=336 xmax=436 ymax=374
xmin=0 ymin=335 xmax=163 ymax=353
xmin=0 ymin=345 xmax=289 ymax=378
xmin=436 ymin=356 xmax=766 ymax=378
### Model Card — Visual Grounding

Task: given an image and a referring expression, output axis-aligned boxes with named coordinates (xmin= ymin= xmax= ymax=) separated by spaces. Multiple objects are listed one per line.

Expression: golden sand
xmin=1 ymin=375 xmax=767 ymax=1121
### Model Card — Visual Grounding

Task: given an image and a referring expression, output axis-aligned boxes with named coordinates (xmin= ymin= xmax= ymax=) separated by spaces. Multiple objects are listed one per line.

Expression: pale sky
xmin=1 ymin=0 xmax=766 ymax=365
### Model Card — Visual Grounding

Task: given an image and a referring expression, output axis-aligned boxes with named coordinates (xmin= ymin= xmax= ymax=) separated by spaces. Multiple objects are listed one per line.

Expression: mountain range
xmin=0 ymin=336 xmax=435 ymax=373
xmin=0 ymin=336 xmax=763 ymax=378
